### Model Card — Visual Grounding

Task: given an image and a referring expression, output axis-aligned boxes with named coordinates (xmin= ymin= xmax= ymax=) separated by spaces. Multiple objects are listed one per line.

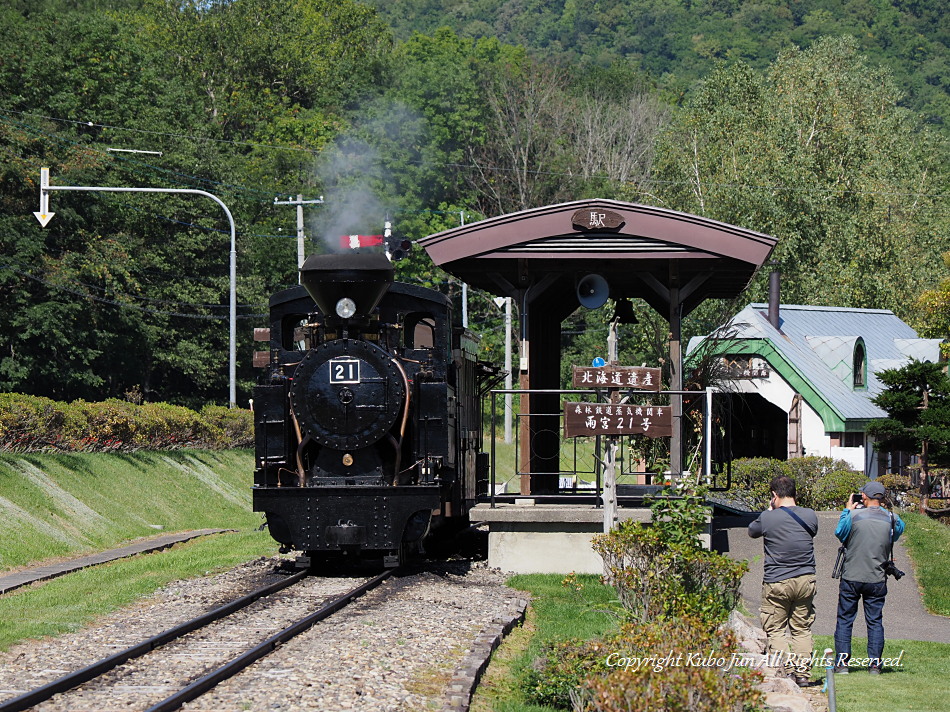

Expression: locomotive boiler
xmin=252 ymin=251 xmax=494 ymax=566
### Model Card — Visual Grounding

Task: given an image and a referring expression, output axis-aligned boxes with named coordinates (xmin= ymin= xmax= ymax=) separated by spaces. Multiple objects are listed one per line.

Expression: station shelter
xmin=419 ymin=199 xmax=778 ymax=496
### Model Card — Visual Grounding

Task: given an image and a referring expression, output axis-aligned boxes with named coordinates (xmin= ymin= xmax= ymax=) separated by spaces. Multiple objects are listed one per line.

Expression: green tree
xmin=866 ymin=361 xmax=950 ymax=492
xmin=366 ymin=0 xmax=950 ymax=131
xmin=0 ymin=0 xmax=403 ymax=406
xmin=0 ymin=7 xmax=224 ymax=403
xmin=647 ymin=36 xmax=950 ymax=321
xmin=914 ymin=252 xmax=950 ymax=358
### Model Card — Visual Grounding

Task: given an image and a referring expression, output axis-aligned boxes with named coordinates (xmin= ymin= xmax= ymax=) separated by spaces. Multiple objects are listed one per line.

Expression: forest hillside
xmin=0 ymin=0 xmax=946 ymax=406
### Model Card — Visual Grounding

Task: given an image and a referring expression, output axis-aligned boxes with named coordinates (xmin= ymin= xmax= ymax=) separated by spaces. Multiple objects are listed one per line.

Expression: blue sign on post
xmin=591 ymin=357 xmax=606 ymax=367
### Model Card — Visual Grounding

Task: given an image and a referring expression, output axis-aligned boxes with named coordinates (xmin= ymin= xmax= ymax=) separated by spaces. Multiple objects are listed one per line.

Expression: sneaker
xmin=833 ymin=665 xmax=849 ymax=674
xmin=795 ymin=675 xmax=817 ymax=687
xmin=869 ymin=667 xmax=882 ymax=675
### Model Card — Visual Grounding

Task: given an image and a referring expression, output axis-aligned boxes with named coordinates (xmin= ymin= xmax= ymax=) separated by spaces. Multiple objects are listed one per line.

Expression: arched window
xmin=853 ymin=340 xmax=866 ymax=388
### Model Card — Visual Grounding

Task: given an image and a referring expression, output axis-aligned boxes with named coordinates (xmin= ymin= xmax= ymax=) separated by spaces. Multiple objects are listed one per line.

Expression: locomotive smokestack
xmin=300 ymin=252 xmax=393 ymax=320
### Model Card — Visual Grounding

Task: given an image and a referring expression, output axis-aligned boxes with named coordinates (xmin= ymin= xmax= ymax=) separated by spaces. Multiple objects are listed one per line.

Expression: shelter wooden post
xmin=521 ymin=283 xmax=574 ymax=495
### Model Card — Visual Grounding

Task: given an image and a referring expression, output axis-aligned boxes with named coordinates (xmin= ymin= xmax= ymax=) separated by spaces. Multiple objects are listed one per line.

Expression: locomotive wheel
xmin=290 ymin=339 xmax=405 ymax=450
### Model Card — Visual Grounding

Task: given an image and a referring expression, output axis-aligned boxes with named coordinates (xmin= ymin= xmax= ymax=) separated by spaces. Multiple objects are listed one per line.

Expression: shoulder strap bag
xmin=778 ymin=506 xmax=817 ymax=537
xmin=884 ymin=512 xmax=905 ymax=580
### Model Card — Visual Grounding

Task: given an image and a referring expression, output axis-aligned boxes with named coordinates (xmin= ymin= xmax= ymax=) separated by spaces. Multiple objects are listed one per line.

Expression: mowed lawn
xmin=0 ymin=449 xmax=280 ymax=650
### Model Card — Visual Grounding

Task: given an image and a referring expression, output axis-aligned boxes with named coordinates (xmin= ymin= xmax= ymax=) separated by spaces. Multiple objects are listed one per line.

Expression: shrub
xmin=593 ymin=497 xmax=747 ymax=626
xmin=524 ymin=637 xmax=611 ymax=709
xmin=730 ymin=456 xmax=866 ymax=510
xmin=548 ymin=497 xmax=753 ymax=711
xmin=594 ymin=522 xmax=746 ymax=626
xmin=786 ymin=457 xmax=868 ymax=510
xmin=137 ymin=402 xmax=222 ymax=449
xmin=593 ymin=521 xmax=671 ymax=620
xmin=72 ymin=398 xmax=142 ymax=451
xmin=201 ymin=405 xmax=254 ymax=449
xmin=649 ymin=495 xmax=709 ymax=548
xmin=0 ymin=393 xmax=79 ymax=451
xmin=731 ymin=457 xmax=788 ymax=499
xmin=580 ymin=620 xmax=765 ymax=712
xmin=526 ymin=618 xmax=764 ymax=712
xmin=877 ymin=472 xmax=911 ymax=493
xmin=0 ymin=393 xmax=252 ymax=452
xmin=877 ymin=472 xmax=915 ymax=510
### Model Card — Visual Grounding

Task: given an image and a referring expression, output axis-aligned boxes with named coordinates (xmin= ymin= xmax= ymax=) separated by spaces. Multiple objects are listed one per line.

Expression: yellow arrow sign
xmin=33 ymin=211 xmax=54 ymax=227
xmin=34 ymin=168 xmax=54 ymax=226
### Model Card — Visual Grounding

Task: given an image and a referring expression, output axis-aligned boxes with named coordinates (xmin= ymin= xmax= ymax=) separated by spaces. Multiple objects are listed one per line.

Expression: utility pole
xmin=920 ymin=387 xmax=930 ymax=514
xmin=273 ymin=194 xmax=324 ymax=281
xmin=504 ymin=296 xmax=513 ymax=444
xmin=460 ymin=211 xmax=468 ymax=328
xmin=493 ymin=296 xmax=514 ymax=444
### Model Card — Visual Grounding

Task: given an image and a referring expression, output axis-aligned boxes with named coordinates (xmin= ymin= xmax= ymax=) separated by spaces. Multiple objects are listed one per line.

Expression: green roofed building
xmin=688 ymin=303 xmax=944 ymax=478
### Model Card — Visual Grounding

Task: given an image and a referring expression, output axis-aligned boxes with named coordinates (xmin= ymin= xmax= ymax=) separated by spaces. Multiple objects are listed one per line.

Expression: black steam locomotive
xmin=252 ymin=252 xmax=495 ymax=566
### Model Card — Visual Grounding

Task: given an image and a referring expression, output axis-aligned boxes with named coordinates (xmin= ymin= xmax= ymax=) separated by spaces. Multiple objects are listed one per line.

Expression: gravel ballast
xmin=0 ymin=558 xmax=525 ymax=712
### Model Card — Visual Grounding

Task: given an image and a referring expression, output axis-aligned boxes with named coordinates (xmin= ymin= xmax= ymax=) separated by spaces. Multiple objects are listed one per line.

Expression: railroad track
xmin=0 ymin=568 xmax=392 ymax=712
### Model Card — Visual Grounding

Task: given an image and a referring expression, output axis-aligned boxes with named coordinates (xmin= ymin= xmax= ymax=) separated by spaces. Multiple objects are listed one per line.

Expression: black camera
xmin=884 ymin=561 xmax=905 ymax=580
xmin=851 ymin=493 xmax=863 ymax=504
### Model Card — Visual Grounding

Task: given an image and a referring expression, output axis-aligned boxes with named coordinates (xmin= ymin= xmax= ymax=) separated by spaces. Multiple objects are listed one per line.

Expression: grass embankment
xmin=476 ymin=515 xmax=950 ymax=712
xmin=900 ymin=512 xmax=950 ymax=617
xmin=0 ymin=450 xmax=264 ymax=570
xmin=0 ymin=450 xmax=279 ymax=650
xmin=0 ymin=530 xmax=274 ymax=650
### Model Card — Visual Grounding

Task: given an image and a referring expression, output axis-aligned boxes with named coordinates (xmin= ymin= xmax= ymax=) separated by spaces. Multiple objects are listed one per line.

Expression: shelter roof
xmin=419 ymin=199 xmax=777 ymax=314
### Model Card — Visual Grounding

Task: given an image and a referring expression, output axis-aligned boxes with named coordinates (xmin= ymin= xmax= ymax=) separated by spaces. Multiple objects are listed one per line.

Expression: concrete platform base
xmin=470 ymin=503 xmax=651 ymax=574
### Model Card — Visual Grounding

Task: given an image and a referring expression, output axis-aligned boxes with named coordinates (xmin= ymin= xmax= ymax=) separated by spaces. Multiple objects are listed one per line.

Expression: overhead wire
xmin=0 ymin=111 xmax=281 ymax=199
xmin=0 ymin=113 xmax=326 ymax=242
xmin=3 ymin=108 xmax=320 ymax=156
xmin=1 ymin=262 xmax=266 ymax=320
xmin=0 ymin=256 xmax=265 ymax=311
xmin=4 ymin=108 xmax=948 ymax=203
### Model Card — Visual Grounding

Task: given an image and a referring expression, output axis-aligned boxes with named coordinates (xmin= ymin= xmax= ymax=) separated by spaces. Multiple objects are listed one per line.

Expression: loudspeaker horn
xmin=577 ymin=274 xmax=609 ymax=309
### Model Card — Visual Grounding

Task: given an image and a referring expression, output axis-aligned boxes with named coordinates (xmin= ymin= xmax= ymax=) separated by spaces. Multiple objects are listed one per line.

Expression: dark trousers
xmin=834 ymin=578 xmax=887 ymax=668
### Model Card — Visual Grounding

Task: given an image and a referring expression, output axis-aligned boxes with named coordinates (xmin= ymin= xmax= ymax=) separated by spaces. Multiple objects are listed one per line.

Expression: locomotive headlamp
xmin=335 ymin=297 xmax=357 ymax=319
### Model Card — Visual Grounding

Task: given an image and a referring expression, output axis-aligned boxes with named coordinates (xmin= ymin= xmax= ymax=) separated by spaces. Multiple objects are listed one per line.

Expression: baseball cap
xmin=861 ymin=481 xmax=886 ymax=499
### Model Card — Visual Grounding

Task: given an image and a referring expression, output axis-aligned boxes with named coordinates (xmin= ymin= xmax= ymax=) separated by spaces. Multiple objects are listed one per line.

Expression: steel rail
xmin=144 ymin=568 xmax=394 ymax=712
xmin=0 ymin=568 xmax=309 ymax=712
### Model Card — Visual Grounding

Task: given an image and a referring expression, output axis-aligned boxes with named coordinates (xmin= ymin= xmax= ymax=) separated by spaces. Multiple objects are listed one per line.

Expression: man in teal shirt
xmin=833 ymin=480 xmax=905 ymax=675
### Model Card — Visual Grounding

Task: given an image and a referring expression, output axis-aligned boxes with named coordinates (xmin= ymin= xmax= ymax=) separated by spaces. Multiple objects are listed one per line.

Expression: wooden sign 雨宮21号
xmin=563 ymin=401 xmax=672 ymax=438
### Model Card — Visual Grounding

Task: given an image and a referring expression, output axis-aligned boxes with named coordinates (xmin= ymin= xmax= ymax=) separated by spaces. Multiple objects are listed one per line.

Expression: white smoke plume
xmin=310 ymin=103 xmax=425 ymax=253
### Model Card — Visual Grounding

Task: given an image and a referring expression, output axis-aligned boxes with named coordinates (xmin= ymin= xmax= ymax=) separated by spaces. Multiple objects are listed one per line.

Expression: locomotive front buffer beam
xmin=253 ymin=485 xmax=442 ymax=562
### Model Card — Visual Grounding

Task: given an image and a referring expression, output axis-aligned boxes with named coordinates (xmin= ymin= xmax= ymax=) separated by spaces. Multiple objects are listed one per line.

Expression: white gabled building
xmin=688 ymin=304 xmax=944 ymax=478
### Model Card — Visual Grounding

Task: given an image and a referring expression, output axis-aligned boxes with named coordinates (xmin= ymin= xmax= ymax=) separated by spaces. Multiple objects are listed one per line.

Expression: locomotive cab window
xmin=281 ymin=315 xmax=311 ymax=351
xmin=406 ymin=315 xmax=435 ymax=349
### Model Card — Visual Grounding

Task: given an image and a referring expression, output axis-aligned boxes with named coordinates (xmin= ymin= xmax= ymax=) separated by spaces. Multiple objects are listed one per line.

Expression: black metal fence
xmin=481 ymin=388 xmax=723 ymax=507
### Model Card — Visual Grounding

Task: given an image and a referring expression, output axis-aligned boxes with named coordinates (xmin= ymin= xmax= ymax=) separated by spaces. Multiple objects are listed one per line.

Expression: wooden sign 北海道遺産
xmin=572 ymin=365 xmax=662 ymax=390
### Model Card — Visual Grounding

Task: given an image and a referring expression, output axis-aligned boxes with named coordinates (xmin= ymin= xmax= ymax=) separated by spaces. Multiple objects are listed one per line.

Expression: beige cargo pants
xmin=760 ymin=573 xmax=817 ymax=675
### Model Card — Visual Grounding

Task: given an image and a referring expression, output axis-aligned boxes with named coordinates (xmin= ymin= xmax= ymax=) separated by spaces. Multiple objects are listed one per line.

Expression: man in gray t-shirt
xmin=748 ymin=475 xmax=818 ymax=686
